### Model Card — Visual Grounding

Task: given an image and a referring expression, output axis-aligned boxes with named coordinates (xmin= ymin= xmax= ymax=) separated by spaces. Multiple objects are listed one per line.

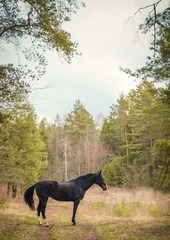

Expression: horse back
xmin=51 ymin=181 xmax=84 ymax=201
xmin=35 ymin=179 xmax=84 ymax=202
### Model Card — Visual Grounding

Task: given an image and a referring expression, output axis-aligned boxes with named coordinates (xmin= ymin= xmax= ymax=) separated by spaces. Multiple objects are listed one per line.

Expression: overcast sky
xmin=1 ymin=0 xmax=168 ymax=123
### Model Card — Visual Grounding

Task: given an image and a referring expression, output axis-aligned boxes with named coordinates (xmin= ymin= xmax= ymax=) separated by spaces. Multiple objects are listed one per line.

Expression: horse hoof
xmin=72 ymin=222 xmax=76 ymax=226
xmin=45 ymin=222 xmax=49 ymax=227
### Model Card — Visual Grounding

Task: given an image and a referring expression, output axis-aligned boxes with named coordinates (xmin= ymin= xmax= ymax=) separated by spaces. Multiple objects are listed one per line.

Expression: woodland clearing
xmin=0 ymin=186 xmax=170 ymax=240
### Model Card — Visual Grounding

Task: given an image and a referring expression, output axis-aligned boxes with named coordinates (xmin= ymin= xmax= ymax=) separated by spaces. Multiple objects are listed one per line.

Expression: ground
xmin=0 ymin=186 xmax=170 ymax=240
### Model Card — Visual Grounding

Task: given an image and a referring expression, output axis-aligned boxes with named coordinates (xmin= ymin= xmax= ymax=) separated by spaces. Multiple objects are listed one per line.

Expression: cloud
xmin=1 ymin=0 xmax=163 ymax=122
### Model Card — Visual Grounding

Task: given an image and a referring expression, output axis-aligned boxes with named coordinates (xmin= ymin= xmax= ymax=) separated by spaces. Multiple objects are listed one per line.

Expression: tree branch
xmin=132 ymin=0 xmax=162 ymax=17
xmin=0 ymin=8 xmax=33 ymax=37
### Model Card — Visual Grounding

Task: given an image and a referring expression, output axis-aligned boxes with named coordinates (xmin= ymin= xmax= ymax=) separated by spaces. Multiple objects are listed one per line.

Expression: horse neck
xmin=77 ymin=174 xmax=96 ymax=192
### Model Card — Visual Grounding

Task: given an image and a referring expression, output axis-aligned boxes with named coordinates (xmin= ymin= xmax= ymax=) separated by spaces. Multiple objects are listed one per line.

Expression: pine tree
xmin=101 ymin=80 xmax=170 ymax=189
xmin=64 ymin=100 xmax=95 ymax=176
xmin=0 ymin=103 xmax=48 ymax=195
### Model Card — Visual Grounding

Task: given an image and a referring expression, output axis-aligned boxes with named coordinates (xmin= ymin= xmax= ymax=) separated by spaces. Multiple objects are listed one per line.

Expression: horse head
xmin=95 ymin=170 xmax=107 ymax=191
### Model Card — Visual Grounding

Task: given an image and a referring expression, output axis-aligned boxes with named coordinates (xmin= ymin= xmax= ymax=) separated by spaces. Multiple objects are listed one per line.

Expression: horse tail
xmin=24 ymin=183 xmax=37 ymax=211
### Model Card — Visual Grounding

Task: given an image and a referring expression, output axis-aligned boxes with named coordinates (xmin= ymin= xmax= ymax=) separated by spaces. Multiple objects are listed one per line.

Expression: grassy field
xmin=0 ymin=186 xmax=170 ymax=240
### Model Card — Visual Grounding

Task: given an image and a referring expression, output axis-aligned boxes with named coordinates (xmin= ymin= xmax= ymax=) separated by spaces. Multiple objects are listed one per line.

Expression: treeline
xmin=0 ymin=80 xmax=170 ymax=197
xmin=1 ymin=64 xmax=169 ymax=197
xmin=101 ymin=80 xmax=170 ymax=191
xmin=0 ymin=65 xmax=48 ymax=196
xmin=1 ymin=74 xmax=169 ymax=197
xmin=0 ymin=105 xmax=48 ymax=197
xmin=40 ymin=100 xmax=107 ymax=182
xmin=0 ymin=79 xmax=107 ymax=197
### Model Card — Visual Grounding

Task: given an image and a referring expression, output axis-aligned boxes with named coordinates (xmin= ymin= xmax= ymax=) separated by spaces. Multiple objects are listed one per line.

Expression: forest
xmin=1 ymin=79 xmax=169 ymax=198
xmin=0 ymin=0 xmax=169 ymax=199
xmin=0 ymin=1 xmax=170 ymax=240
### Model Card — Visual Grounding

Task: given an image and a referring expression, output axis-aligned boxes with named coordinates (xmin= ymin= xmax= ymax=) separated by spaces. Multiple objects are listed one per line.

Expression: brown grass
xmin=79 ymin=186 xmax=170 ymax=221
xmin=0 ymin=186 xmax=170 ymax=240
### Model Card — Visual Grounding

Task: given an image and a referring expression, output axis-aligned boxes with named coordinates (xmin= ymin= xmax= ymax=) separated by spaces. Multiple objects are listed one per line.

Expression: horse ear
xmin=98 ymin=170 xmax=102 ymax=175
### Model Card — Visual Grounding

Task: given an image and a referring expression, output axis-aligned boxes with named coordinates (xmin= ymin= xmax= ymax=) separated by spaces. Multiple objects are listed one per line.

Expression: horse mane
xmin=72 ymin=173 xmax=96 ymax=182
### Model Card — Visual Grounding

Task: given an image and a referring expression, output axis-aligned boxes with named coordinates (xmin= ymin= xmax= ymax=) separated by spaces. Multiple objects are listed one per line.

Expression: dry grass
xmin=0 ymin=186 xmax=170 ymax=240
xmin=80 ymin=186 xmax=170 ymax=222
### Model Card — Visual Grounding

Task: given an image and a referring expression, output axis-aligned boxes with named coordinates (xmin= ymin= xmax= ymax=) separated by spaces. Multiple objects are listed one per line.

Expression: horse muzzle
xmin=102 ymin=184 xmax=107 ymax=191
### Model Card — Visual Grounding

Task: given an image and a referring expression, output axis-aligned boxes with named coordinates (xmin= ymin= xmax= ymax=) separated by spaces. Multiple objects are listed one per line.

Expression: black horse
xmin=24 ymin=171 xmax=107 ymax=226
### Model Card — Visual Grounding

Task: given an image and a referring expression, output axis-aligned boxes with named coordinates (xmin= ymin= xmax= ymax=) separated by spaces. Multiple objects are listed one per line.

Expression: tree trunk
xmin=7 ymin=181 xmax=11 ymax=196
xmin=150 ymin=130 xmax=153 ymax=149
xmin=152 ymin=127 xmax=155 ymax=146
xmin=132 ymin=127 xmax=135 ymax=141
xmin=64 ymin=136 xmax=68 ymax=181
xmin=160 ymin=160 xmax=170 ymax=188
xmin=12 ymin=183 xmax=17 ymax=198
xmin=77 ymin=135 xmax=81 ymax=176
xmin=125 ymin=122 xmax=129 ymax=165
xmin=86 ymin=131 xmax=90 ymax=172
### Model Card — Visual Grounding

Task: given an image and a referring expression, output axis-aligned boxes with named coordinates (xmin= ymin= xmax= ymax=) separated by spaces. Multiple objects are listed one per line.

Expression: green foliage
xmin=0 ymin=195 xmax=9 ymax=210
xmin=0 ymin=214 xmax=40 ymax=240
xmin=39 ymin=100 xmax=107 ymax=181
xmin=0 ymin=61 xmax=48 ymax=192
xmin=121 ymin=4 xmax=169 ymax=82
xmin=89 ymin=201 xmax=107 ymax=212
xmin=148 ymin=203 xmax=160 ymax=217
xmin=44 ymin=116 xmax=66 ymax=180
xmin=64 ymin=100 xmax=103 ymax=176
xmin=113 ymin=200 xmax=143 ymax=217
xmin=101 ymin=93 xmax=129 ymax=156
xmin=101 ymin=80 xmax=170 ymax=190
xmin=153 ymin=139 xmax=170 ymax=191
xmin=0 ymin=0 xmax=84 ymax=87
xmin=0 ymin=0 xmax=83 ymax=65
xmin=0 ymin=103 xmax=48 ymax=189
xmin=113 ymin=200 xmax=132 ymax=217
xmin=65 ymin=100 xmax=95 ymax=138
xmin=89 ymin=198 xmax=162 ymax=218
xmin=102 ymin=157 xmax=124 ymax=186
xmin=0 ymin=64 xmax=30 ymax=108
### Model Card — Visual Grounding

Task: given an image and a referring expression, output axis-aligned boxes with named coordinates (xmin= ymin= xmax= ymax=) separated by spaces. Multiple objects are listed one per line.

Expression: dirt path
xmin=78 ymin=222 xmax=101 ymax=240
xmin=36 ymin=202 xmax=100 ymax=240
xmin=37 ymin=221 xmax=55 ymax=240
xmin=37 ymin=226 xmax=50 ymax=240
xmin=37 ymin=221 xmax=100 ymax=240
xmin=36 ymin=206 xmax=54 ymax=240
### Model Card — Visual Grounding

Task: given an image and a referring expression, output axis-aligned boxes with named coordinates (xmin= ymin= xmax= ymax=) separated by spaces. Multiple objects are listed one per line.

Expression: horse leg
xmin=40 ymin=198 xmax=49 ymax=227
xmin=37 ymin=200 xmax=42 ymax=225
xmin=72 ymin=199 xmax=80 ymax=226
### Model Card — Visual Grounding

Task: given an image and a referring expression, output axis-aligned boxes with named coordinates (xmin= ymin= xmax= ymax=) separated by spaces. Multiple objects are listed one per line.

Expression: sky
xmin=1 ymin=0 xmax=168 ymax=123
